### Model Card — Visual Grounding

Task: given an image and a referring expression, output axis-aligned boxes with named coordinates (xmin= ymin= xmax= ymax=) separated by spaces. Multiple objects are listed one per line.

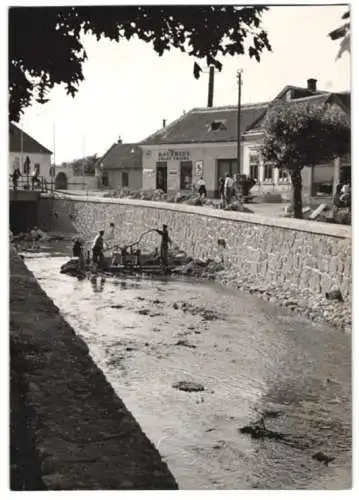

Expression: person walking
xmin=218 ymin=177 xmax=225 ymax=207
xmin=224 ymin=173 xmax=234 ymax=206
xmin=197 ymin=176 xmax=207 ymax=199
xmin=155 ymin=224 xmax=172 ymax=270
xmin=92 ymin=230 xmax=105 ymax=269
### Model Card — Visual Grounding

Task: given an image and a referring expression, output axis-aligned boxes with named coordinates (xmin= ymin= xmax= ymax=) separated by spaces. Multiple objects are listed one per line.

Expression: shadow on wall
xmin=10 ymin=201 xmax=39 ymax=233
xmin=37 ymin=198 xmax=78 ymax=234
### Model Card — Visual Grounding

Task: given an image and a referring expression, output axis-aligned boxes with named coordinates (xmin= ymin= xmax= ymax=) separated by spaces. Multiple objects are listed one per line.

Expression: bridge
xmin=9 ymin=176 xmax=54 ymax=233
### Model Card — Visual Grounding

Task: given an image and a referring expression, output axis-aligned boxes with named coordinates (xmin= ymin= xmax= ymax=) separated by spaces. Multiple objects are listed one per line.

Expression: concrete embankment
xmin=10 ymin=247 xmax=178 ymax=490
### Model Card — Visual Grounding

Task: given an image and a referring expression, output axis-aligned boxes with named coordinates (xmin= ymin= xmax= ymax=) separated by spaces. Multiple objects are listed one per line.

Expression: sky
xmin=18 ymin=3 xmax=350 ymax=165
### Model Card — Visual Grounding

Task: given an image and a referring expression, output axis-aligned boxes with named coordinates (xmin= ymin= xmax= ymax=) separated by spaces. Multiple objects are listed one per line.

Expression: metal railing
xmin=9 ymin=175 xmax=54 ymax=193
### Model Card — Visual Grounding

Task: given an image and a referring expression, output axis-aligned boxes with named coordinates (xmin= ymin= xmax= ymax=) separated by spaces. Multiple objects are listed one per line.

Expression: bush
xmin=224 ymin=202 xmax=254 ymax=213
xmin=333 ymin=207 xmax=351 ymax=225
xmin=184 ymin=196 xmax=203 ymax=206
xmin=259 ymin=192 xmax=283 ymax=203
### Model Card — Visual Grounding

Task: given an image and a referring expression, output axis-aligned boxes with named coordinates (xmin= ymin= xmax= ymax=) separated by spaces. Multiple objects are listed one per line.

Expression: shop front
xmin=141 ymin=143 xmax=240 ymax=197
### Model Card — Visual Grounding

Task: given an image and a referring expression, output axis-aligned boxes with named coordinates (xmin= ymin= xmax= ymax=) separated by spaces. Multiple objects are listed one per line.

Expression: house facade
xmin=98 ymin=140 xmax=142 ymax=190
xmin=140 ymin=79 xmax=350 ymax=198
xmin=9 ymin=123 xmax=52 ymax=181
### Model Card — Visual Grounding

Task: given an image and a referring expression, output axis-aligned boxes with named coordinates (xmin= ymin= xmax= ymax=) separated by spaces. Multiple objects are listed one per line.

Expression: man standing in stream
xmin=156 ymin=225 xmax=172 ymax=270
xmin=92 ymin=230 xmax=105 ymax=270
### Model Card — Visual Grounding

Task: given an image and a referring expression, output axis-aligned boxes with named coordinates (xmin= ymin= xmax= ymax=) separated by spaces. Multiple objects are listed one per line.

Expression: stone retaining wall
xmin=10 ymin=247 xmax=178 ymax=490
xmin=39 ymin=195 xmax=352 ymax=299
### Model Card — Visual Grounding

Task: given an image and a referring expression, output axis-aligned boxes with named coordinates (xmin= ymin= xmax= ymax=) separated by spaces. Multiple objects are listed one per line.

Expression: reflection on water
xmin=90 ymin=275 xmax=106 ymax=293
xmin=23 ymin=244 xmax=351 ymax=490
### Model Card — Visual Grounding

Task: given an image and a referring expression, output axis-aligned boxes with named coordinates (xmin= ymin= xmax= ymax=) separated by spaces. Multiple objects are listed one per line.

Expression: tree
xmin=70 ymin=154 xmax=97 ymax=176
xmin=9 ymin=6 xmax=271 ymax=122
xmin=261 ymin=102 xmax=350 ymax=219
xmin=328 ymin=10 xmax=350 ymax=60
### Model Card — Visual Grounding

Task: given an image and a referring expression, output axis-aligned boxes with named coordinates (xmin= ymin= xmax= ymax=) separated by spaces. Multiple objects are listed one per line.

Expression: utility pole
xmin=237 ymin=70 xmax=245 ymax=207
xmin=52 ymin=120 xmax=56 ymax=192
xmin=20 ymin=121 xmax=24 ymax=188
xmin=236 ymin=70 xmax=242 ymax=176
xmin=207 ymin=66 xmax=215 ymax=107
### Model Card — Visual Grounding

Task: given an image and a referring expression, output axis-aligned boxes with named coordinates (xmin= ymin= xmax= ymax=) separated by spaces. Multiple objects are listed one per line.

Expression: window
xmin=34 ymin=163 xmax=40 ymax=176
xmin=249 ymin=153 xmax=259 ymax=180
xmin=180 ymin=161 xmax=193 ymax=190
xmin=278 ymin=168 xmax=289 ymax=183
xmin=264 ymin=163 xmax=273 ymax=182
xmin=122 ymin=172 xmax=129 ymax=187
xmin=210 ymin=120 xmax=227 ymax=131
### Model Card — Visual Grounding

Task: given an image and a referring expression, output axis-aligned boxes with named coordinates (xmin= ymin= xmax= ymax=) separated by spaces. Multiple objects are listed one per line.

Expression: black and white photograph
xmin=7 ymin=0 xmax=353 ymax=492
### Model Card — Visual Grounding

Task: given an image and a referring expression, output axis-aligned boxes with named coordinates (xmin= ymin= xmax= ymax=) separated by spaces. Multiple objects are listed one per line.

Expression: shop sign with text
xmin=158 ymin=150 xmax=190 ymax=161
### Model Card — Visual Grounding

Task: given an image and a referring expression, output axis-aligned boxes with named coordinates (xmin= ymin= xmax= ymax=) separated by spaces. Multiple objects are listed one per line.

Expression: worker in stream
xmin=155 ymin=225 xmax=172 ymax=270
xmin=72 ymin=237 xmax=84 ymax=272
xmin=92 ymin=230 xmax=105 ymax=270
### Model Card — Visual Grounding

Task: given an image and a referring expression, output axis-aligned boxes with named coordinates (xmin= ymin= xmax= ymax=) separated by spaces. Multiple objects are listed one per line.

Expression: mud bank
xmin=212 ymin=270 xmax=351 ymax=333
xmin=9 ymin=247 xmax=178 ymax=490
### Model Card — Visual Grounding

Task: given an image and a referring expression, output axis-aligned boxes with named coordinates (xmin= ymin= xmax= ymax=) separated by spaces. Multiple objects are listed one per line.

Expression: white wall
xmin=55 ymin=165 xmax=99 ymax=191
xmin=9 ymin=151 xmax=51 ymax=180
xmin=106 ymin=169 xmax=142 ymax=190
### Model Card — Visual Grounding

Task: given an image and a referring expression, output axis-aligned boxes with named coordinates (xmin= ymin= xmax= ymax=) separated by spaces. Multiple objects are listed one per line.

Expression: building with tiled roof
xmin=140 ymin=78 xmax=350 ymax=197
xmin=9 ymin=123 xmax=53 ymax=182
xmin=142 ymin=102 xmax=269 ymax=146
xmin=97 ymin=140 xmax=142 ymax=190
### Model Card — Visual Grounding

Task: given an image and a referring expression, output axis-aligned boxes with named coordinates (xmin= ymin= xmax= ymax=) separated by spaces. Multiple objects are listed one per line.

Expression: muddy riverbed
xmin=22 ymin=242 xmax=351 ymax=490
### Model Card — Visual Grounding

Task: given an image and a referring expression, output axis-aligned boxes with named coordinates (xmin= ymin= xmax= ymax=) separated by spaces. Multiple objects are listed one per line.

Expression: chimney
xmin=117 ymin=136 xmax=122 ymax=144
xmin=207 ymin=66 xmax=215 ymax=108
xmin=162 ymin=119 xmax=166 ymax=128
xmin=307 ymin=78 xmax=317 ymax=92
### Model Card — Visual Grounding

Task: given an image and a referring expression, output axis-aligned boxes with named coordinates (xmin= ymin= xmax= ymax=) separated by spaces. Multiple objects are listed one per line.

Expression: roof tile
xmin=9 ymin=123 xmax=52 ymax=154
xmin=100 ymin=143 xmax=142 ymax=170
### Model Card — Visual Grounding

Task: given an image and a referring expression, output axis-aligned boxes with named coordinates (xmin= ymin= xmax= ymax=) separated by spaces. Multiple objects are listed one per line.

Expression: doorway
xmin=156 ymin=162 xmax=167 ymax=192
xmin=216 ymin=159 xmax=237 ymax=195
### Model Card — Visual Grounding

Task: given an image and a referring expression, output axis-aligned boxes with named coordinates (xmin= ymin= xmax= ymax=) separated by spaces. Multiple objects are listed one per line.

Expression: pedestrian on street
xmin=197 ymin=176 xmax=207 ymax=199
xmin=218 ymin=177 xmax=225 ymax=207
xmin=224 ymin=173 xmax=234 ymax=206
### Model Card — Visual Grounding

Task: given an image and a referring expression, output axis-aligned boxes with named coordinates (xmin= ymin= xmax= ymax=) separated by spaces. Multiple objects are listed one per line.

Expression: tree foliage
xmin=261 ymin=101 xmax=350 ymax=218
xmin=9 ymin=6 xmax=271 ymax=122
xmin=261 ymin=102 xmax=350 ymax=170
xmin=328 ymin=9 xmax=350 ymax=60
xmin=68 ymin=154 xmax=98 ymax=176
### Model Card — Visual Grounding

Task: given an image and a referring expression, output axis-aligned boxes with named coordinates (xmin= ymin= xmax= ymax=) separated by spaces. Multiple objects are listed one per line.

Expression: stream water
xmin=22 ymin=242 xmax=351 ymax=490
